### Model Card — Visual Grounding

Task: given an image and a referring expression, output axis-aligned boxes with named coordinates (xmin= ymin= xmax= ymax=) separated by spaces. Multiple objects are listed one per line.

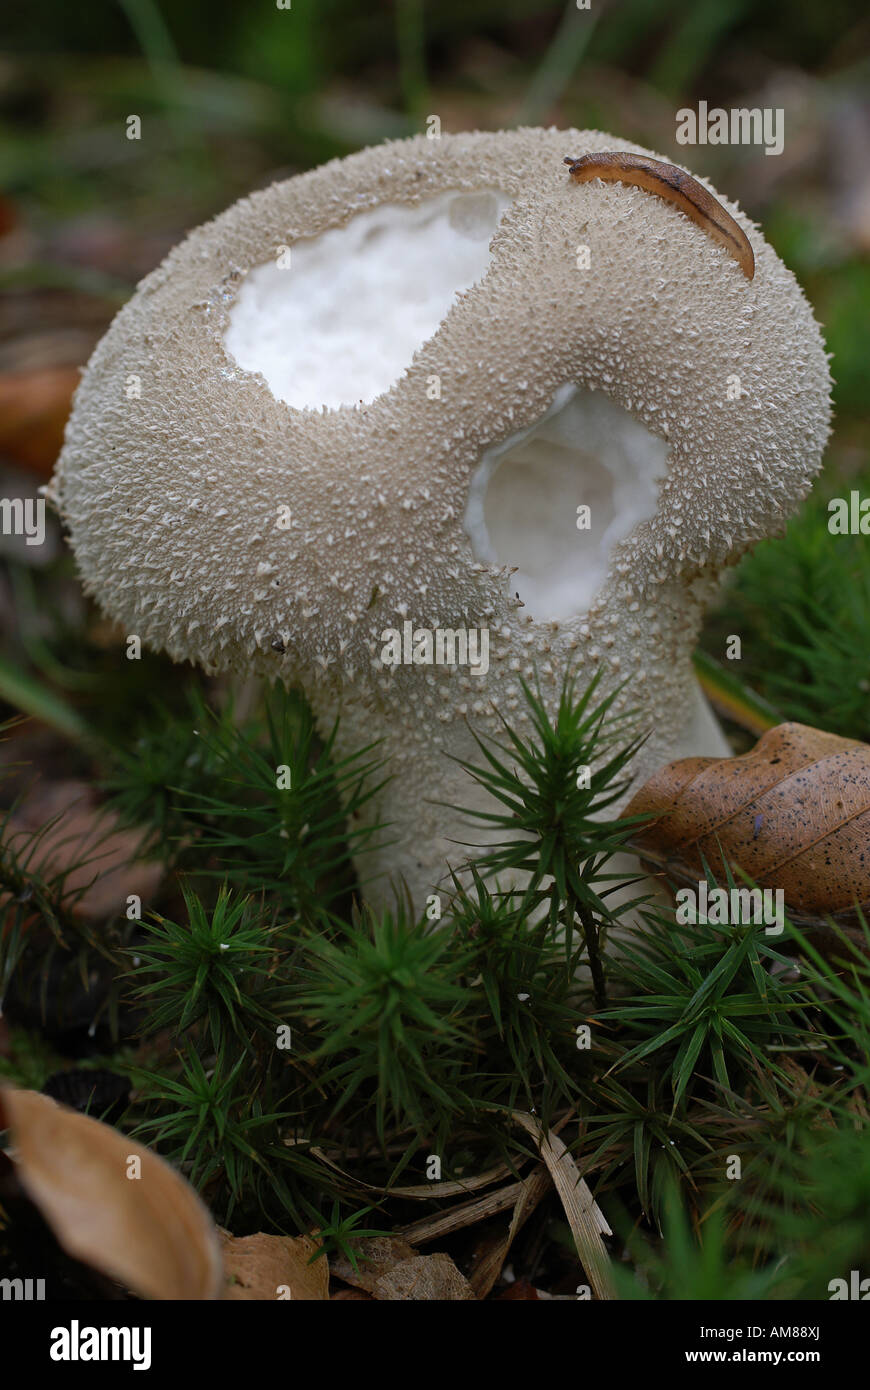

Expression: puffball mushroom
xmin=49 ymin=128 xmax=832 ymax=909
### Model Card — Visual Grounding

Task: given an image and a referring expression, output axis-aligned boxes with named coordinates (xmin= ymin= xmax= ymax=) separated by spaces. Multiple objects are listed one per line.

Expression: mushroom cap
xmin=51 ymin=127 xmax=831 ymax=699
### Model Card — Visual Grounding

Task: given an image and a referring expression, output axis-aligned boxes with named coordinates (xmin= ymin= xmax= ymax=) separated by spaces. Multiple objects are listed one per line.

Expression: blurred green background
xmin=0 ymin=0 xmax=869 ymax=739
xmin=2 ymin=0 xmax=868 ymax=450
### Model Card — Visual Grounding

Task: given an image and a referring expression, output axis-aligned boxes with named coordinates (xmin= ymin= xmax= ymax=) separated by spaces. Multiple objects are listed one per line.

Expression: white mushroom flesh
xmin=225 ymin=192 xmax=511 ymax=411
xmin=464 ymin=384 xmax=669 ymax=621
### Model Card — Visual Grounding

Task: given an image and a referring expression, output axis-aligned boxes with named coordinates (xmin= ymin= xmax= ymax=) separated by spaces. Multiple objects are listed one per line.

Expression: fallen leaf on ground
xmin=510 ymin=1111 xmax=613 ymax=1300
xmin=330 ymin=1234 xmax=417 ymax=1292
xmin=372 ymin=1252 xmax=475 ymax=1301
xmin=332 ymin=1235 xmax=475 ymax=1300
xmin=626 ymin=722 xmax=870 ymax=923
xmin=219 ymin=1229 xmax=328 ymax=1301
xmin=0 ymin=1086 xmax=223 ymax=1299
xmin=4 ymin=780 xmax=162 ymax=919
xmin=468 ymin=1165 xmax=551 ymax=1298
xmin=0 ymin=366 xmax=80 ymax=475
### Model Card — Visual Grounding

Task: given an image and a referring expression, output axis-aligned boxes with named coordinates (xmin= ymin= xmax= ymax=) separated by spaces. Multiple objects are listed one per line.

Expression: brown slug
xmin=564 ymin=151 xmax=755 ymax=280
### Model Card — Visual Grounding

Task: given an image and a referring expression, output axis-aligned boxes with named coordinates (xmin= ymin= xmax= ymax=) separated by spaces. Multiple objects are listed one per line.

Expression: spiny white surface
xmin=50 ymin=128 xmax=832 ymax=908
xmin=225 ymin=192 xmax=511 ymax=410
xmin=464 ymin=385 xmax=670 ymax=621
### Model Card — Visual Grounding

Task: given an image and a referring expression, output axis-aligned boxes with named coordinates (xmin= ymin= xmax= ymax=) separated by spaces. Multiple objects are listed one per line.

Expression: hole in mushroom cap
xmin=464 ymin=385 xmax=669 ymax=622
xmin=224 ymin=191 xmax=511 ymax=411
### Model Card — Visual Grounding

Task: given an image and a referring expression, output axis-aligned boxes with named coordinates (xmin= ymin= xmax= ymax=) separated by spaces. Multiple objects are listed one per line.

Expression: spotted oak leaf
xmin=625 ymin=722 xmax=870 ymax=924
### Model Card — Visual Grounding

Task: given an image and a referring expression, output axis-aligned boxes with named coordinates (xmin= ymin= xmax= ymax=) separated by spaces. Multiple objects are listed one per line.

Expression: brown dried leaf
xmin=4 ymin=780 xmax=162 ymax=920
xmin=468 ymin=1165 xmax=551 ymax=1299
xmin=510 ymin=1111 xmax=613 ymax=1300
xmin=372 ymin=1253 xmax=475 ymax=1301
xmin=298 ymin=1140 xmax=515 ymax=1200
xmin=398 ymin=1179 xmax=528 ymax=1247
xmin=0 ymin=1087 xmax=223 ymax=1299
xmin=219 ymin=1229 xmax=328 ymax=1301
xmin=330 ymin=1234 xmax=418 ymax=1292
xmin=0 ymin=366 xmax=79 ymax=476
xmin=626 ymin=722 xmax=870 ymax=921
xmin=332 ymin=1235 xmax=474 ymax=1300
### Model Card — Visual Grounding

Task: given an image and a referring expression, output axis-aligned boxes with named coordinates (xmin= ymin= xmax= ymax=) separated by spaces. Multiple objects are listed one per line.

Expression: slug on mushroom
xmin=48 ymin=129 xmax=832 ymax=908
xmin=563 ymin=152 xmax=756 ymax=280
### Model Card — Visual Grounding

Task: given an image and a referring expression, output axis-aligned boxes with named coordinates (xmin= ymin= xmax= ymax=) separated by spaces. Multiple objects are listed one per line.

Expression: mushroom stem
xmin=316 ymin=663 xmax=730 ymax=913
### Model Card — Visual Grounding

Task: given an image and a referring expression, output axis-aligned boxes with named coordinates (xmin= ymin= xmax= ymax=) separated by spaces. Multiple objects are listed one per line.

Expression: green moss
xmin=0 ymin=1024 xmax=67 ymax=1091
xmin=701 ymin=471 xmax=870 ymax=742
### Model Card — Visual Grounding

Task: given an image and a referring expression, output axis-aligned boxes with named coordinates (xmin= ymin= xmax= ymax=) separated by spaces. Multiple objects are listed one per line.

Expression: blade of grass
xmin=516 ymin=0 xmax=601 ymax=126
xmin=693 ymin=648 xmax=780 ymax=735
xmin=0 ymin=657 xmax=93 ymax=745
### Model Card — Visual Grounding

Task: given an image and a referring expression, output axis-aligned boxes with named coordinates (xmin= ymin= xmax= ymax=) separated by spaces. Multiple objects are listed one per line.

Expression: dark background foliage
xmin=1 ymin=0 xmax=869 ymax=1302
